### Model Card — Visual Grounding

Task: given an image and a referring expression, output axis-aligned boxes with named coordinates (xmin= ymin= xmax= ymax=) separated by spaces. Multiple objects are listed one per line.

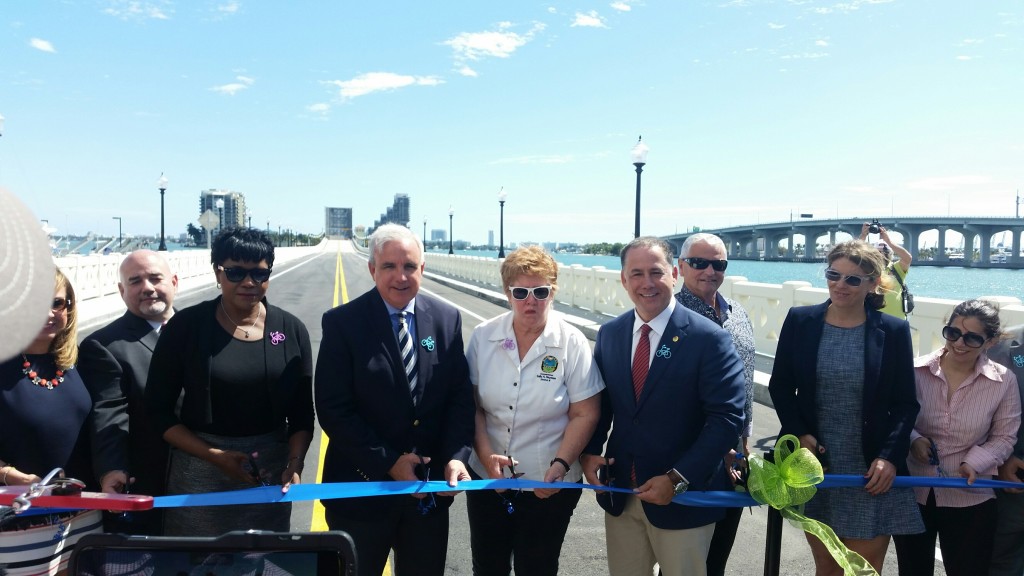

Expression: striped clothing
xmin=909 ymin=348 xmax=1021 ymax=507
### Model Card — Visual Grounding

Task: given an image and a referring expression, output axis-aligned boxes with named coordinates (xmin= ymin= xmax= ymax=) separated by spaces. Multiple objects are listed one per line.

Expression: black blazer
xmin=768 ymin=301 xmax=919 ymax=473
xmin=990 ymin=325 xmax=1024 ymax=456
xmin=145 ymin=297 xmax=314 ymax=439
xmin=79 ymin=311 xmax=169 ymax=499
xmin=585 ymin=303 xmax=746 ymax=530
xmin=314 ymin=289 xmax=474 ymax=518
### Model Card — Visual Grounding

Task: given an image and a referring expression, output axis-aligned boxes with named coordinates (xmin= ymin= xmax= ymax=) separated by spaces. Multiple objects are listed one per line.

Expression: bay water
xmin=434 ymin=250 xmax=1024 ymax=303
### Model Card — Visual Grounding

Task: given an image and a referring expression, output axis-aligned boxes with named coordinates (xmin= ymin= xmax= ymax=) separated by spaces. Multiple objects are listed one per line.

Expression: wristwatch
xmin=666 ymin=468 xmax=689 ymax=495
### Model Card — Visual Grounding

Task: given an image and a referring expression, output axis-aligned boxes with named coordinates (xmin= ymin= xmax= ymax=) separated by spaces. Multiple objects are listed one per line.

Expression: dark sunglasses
xmin=824 ymin=268 xmax=873 ymax=287
xmin=51 ymin=297 xmax=73 ymax=312
xmin=218 ymin=266 xmax=272 ymax=283
xmin=509 ymin=285 xmax=551 ymax=301
xmin=682 ymin=257 xmax=728 ymax=272
xmin=941 ymin=325 xmax=987 ymax=349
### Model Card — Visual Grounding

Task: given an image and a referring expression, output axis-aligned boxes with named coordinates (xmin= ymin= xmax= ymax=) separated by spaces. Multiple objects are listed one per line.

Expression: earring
xmin=217 ymin=283 xmax=221 ymax=289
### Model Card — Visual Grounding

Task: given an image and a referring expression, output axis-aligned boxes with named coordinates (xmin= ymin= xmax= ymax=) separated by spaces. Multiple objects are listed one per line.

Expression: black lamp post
xmin=112 ymin=216 xmax=122 ymax=251
xmin=157 ymin=173 xmax=168 ymax=251
xmin=423 ymin=217 xmax=428 ymax=248
xmin=448 ymin=206 xmax=455 ymax=255
xmin=497 ymin=187 xmax=507 ymax=258
xmin=631 ymin=136 xmax=649 ymax=238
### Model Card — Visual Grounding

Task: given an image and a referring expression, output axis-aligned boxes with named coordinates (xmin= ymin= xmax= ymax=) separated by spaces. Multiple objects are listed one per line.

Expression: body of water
xmin=431 ymin=249 xmax=1024 ymax=303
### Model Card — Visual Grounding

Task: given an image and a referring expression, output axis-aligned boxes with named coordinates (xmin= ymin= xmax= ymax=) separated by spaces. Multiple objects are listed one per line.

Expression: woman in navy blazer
xmin=769 ymin=240 xmax=922 ymax=576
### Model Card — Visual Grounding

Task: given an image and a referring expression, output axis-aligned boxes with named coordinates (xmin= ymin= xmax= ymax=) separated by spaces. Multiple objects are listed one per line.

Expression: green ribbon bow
xmin=747 ymin=434 xmax=879 ymax=576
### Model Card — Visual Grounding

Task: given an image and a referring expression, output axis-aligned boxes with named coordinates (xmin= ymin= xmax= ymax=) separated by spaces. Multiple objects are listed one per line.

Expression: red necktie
xmin=632 ymin=324 xmax=652 ymax=400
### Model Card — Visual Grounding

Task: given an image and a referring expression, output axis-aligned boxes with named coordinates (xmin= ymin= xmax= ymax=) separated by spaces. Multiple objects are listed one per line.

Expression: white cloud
xmin=610 ymin=2 xmax=631 ymax=12
xmin=443 ymin=22 xmax=545 ymax=66
xmin=307 ymin=103 xmax=330 ymax=113
xmin=815 ymin=39 xmax=829 ymax=46
xmin=326 ymin=72 xmax=444 ymax=99
xmin=211 ymin=75 xmax=254 ymax=96
xmin=29 ymin=38 xmax=56 ymax=53
xmin=572 ymin=11 xmax=608 ymax=28
xmin=956 ymin=55 xmax=973 ymax=61
xmin=218 ymin=1 xmax=241 ymax=15
xmin=768 ymin=22 xmax=786 ymax=29
xmin=103 ymin=1 xmax=171 ymax=20
xmin=457 ymin=66 xmax=478 ymax=77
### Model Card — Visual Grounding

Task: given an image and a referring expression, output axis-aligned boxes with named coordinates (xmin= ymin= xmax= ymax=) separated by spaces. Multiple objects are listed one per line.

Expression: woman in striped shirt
xmin=894 ymin=299 xmax=1021 ymax=576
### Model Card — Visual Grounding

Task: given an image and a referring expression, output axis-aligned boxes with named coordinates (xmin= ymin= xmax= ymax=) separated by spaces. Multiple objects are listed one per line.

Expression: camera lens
xmin=869 ymin=220 xmax=881 ymax=234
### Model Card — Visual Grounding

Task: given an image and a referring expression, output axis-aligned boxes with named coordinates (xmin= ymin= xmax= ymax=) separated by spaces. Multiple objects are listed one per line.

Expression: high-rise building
xmin=370 ymin=194 xmax=411 ymax=232
xmin=431 ymin=229 xmax=447 ymax=242
xmin=325 ymin=207 xmax=353 ymax=239
xmin=488 ymin=230 xmax=494 ymax=247
xmin=199 ymin=189 xmax=246 ymax=238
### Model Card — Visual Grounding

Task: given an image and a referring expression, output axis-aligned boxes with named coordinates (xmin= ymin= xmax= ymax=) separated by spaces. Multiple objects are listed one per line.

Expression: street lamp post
xmin=630 ymin=136 xmax=649 ymax=238
xmin=112 ymin=216 xmax=122 ymax=251
xmin=157 ymin=173 xmax=168 ymax=251
xmin=448 ymin=206 xmax=455 ymax=255
xmin=497 ymin=187 xmax=507 ymax=259
xmin=423 ymin=217 xmax=428 ymax=248
xmin=216 ymin=199 xmax=225 ymax=239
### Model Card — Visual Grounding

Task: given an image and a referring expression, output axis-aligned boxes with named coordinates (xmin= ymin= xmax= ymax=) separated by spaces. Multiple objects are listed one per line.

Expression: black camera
xmin=868 ymin=219 xmax=882 ymax=234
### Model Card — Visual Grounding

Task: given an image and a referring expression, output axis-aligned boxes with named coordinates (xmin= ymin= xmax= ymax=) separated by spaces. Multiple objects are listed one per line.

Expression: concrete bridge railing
xmin=425 ymin=252 xmax=1024 ymax=358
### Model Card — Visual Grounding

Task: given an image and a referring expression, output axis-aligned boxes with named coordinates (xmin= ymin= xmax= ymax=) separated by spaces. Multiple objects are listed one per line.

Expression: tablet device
xmin=68 ymin=530 xmax=356 ymax=576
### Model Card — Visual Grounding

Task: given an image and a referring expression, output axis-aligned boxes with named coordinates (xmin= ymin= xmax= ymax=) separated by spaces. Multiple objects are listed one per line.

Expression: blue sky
xmin=1 ymin=1 xmax=1022 ymax=246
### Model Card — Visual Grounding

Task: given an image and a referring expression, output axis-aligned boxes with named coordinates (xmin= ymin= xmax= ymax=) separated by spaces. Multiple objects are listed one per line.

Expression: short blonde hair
xmin=500 ymin=246 xmax=558 ymax=295
xmin=52 ymin=268 xmax=78 ymax=370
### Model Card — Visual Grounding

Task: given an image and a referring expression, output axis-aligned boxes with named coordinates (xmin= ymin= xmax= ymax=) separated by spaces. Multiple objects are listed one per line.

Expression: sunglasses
xmin=218 ymin=266 xmax=272 ymax=284
xmin=941 ymin=325 xmax=987 ymax=349
xmin=51 ymin=297 xmax=73 ymax=312
xmin=682 ymin=258 xmax=728 ymax=272
xmin=824 ymin=268 xmax=874 ymax=287
xmin=509 ymin=285 xmax=552 ymax=301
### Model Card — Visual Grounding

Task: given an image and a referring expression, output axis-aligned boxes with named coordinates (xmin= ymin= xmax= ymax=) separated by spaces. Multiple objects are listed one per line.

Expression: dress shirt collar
xmin=383 ymin=298 xmax=416 ymax=318
xmin=488 ymin=310 xmax=568 ymax=349
xmin=916 ymin=347 xmax=1008 ymax=383
xmin=633 ymin=297 xmax=675 ymax=337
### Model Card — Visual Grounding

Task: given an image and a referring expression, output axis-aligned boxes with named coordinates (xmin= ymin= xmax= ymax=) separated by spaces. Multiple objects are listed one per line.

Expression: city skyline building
xmin=370 ymin=194 xmax=410 ymax=233
xmin=325 ymin=207 xmax=353 ymax=239
xmin=199 ymin=189 xmax=246 ymax=238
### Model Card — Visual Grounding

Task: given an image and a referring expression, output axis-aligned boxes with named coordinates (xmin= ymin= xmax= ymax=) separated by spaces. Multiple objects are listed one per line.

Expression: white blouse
xmin=467 ymin=310 xmax=604 ymax=484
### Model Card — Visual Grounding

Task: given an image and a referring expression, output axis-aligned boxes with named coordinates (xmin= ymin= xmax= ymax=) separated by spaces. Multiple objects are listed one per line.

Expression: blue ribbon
xmin=149 ymin=474 xmax=1024 ymax=509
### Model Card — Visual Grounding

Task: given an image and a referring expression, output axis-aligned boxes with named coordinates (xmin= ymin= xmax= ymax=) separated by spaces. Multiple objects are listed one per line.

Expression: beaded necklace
xmin=21 ymin=355 xmax=65 ymax=390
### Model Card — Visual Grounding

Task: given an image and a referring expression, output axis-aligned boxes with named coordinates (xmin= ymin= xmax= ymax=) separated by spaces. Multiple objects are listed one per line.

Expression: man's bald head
xmin=118 ymin=250 xmax=178 ymax=322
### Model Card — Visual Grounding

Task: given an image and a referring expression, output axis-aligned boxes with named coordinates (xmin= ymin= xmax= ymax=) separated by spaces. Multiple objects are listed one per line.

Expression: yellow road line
xmin=310 ymin=244 xmax=350 ymax=532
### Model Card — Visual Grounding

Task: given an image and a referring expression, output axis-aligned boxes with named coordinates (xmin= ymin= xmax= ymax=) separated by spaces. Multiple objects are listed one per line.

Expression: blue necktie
xmin=397 ymin=312 xmax=418 ymax=401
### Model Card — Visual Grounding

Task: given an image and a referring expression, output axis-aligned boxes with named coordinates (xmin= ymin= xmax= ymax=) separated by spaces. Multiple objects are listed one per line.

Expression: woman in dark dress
xmin=145 ymin=228 xmax=314 ymax=536
xmin=0 ymin=268 xmax=101 ymax=573
xmin=769 ymin=240 xmax=923 ymax=575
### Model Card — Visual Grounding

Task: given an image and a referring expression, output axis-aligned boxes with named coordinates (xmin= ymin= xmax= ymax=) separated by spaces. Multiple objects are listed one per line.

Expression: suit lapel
xmin=412 ymin=297 xmax=434 ymax=405
xmin=635 ymin=306 xmax=689 ymax=410
xmin=124 ymin=312 xmax=159 ymax=353
xmin=368 ymin=290 xmax=407 ymax=396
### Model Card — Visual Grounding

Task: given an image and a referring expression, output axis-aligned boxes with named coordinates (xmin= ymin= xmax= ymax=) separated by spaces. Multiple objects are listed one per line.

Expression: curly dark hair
xmin=211 ymin=228 xmax=275 ymax=268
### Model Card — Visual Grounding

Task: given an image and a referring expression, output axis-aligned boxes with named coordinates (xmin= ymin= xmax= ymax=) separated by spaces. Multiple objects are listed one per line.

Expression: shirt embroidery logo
xmin=421 ymin=336 xmax=436 ymax=351
xmin=541 ymin=355 xmax=559 ymax=373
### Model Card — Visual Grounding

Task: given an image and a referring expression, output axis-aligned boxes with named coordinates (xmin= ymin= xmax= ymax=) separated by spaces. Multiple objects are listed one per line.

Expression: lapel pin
xmin=421 ymin=336 xmax=436 ymax=351
xmin=656 ymin=344 xmax=672 ymax=359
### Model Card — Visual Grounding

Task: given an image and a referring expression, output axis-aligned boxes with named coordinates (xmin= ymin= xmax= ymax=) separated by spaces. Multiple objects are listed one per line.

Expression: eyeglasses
xmin=927 ymin=438 xmax=947 ymax=477
xmin=682 ymin=258 xmax=728 ymax=272
xmin=824 ymin=268 xmax=874 ymax=287
xmin=51 ymin=297 xmax=73 ymax=312
xmin=509 ymin=285 xmax=552 ymax=301
xmin=218 ymin=266 xmax=272 ymax=284
xmin=941 ymin=325 xmax=987 ymax=349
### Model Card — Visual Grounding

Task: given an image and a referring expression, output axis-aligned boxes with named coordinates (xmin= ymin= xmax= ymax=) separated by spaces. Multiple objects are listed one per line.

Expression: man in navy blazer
xmin=315 ymin=224 xmax=474 ymax=576
xmin=582 ymin=237 xmax=746 ymax=576
xmin=78 ymin=250 xmax=178 ymax=535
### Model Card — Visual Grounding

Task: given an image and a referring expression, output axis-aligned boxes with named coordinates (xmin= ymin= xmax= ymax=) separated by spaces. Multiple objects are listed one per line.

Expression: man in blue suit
xmin=315 ymin=224 xmax=475 ymax=576
xmin=582 ymin=236 xmax=746 ymax=576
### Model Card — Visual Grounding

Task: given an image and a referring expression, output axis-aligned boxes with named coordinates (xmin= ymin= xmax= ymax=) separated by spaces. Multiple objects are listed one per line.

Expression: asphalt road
xmin=80 ymin=242 xmax=944 ymax=575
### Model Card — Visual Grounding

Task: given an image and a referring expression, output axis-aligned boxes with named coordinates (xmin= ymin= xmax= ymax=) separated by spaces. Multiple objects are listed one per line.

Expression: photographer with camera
xmin=860 ymin=220 xmax=914 ymax=319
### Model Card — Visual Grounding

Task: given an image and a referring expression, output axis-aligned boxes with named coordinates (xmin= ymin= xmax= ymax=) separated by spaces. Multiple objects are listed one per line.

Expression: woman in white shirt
xmin=466 ymin=245 xmax=604 ymax=576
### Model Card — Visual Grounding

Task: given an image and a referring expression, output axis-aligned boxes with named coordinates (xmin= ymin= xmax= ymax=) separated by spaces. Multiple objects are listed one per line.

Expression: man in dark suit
xmin=78 ymin=249 xmax=178 ymax=534
xmin=581 ymin=236 xmax=745 ymax=576
xmin=315 ymin=224 xmax=475 ymax=576
xmin=990 ymin=324 xmax=1024 ymax=576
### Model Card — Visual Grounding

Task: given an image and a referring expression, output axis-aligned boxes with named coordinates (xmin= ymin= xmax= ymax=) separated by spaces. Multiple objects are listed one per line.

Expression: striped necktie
xmin=632 ymin=323 xmax=652 ymax=400
xmin=397 ymin=312 xmax=418 ymax=400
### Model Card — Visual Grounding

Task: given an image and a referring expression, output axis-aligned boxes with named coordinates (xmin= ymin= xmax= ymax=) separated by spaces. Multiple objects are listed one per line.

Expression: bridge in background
xmin=664 ymin=216 xmax=1024 ymax=268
